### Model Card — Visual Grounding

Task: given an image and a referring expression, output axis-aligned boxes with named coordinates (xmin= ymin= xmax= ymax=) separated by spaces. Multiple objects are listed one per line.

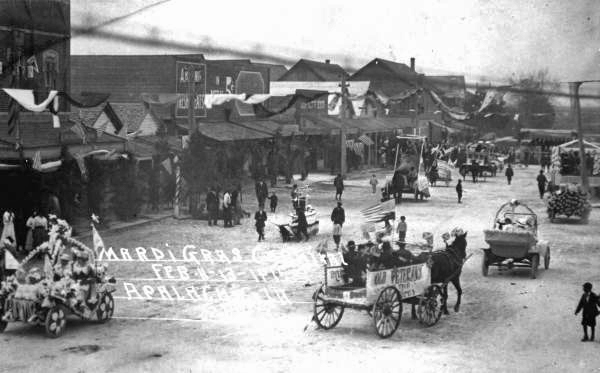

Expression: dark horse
xmin=433 ymin=232 xmax=467 ymax=313
xmin=411 ymin=232 xmax=468 ymax=317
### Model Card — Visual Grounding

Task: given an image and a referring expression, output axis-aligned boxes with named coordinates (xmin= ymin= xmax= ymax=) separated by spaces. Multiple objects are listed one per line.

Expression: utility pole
xmin=339 ymin=76 xmax=349 ymax=176
xmin=187 ymin=66 xmax=197 ymax=134
xmin=569 ymin=81 xmax=589 ymax=194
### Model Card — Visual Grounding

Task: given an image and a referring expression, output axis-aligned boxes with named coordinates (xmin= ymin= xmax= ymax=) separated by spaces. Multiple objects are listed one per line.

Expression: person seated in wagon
xmin=342 ymin=241 xmax=366 ymax=286
xmin=71 ymin=249 xmax=98 ymax=308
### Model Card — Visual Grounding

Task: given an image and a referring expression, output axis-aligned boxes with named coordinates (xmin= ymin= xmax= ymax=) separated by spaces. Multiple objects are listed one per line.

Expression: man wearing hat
xmin=331 ymin=202 xmax=345 ymax=249
xmin=342 ymin=241 xmax=362 ymax=285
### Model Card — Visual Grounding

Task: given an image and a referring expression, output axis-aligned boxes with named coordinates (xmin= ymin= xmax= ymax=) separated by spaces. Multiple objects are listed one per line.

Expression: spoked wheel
xmin=530 ymin=254 xmax=539 ymax=279
xmin=45 ymin=306 xmax=66 ymax=338
xmin=313 ymin=285 xmax=344 ymax=330
xmin=481 ymin=250 xmax=489 ymax=277
xmin=544 ymin=247 xmax=551 ymax=270
xmin=418 ymin=285 xmax=443 ymax=327
xmin=96 ymin=292 xmax=115 ymax=323
xmin=372 ymin=286 xmax=402 ymax=338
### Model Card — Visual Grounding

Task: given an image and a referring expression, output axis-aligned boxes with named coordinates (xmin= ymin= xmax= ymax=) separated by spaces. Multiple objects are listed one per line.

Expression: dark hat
xmin=337 ymin=201 xmax=342 ymax=206
xmin=584 ymin=282 xmax=593 ymax=291
xmin=347 ymin=240 xmax=355 ymax=247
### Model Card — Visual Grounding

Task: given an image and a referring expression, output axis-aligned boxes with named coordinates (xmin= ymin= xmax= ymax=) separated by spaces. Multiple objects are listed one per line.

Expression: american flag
xmin=360 ymin=199 xmax=395 ymax=223
xmin=358 ymin=134 xmax=374 ymax=146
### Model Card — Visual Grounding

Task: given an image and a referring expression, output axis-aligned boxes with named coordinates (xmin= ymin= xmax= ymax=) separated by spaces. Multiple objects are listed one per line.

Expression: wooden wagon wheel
xmin=481 ymin=250 xmax=489 ymax=277
xmin=372 ymin=286 xmax=402 ymax=338
xmin=544 ymin=247 xmax=551 ymax=270
xmin=45 ymin=306 xmax=66 ymax=338
xmin=96 ymin=292 xmax=115 ymax=323
xmin=313 ymin=285 xmax=344 ymax=330
xmin=530 ymin=254 xmax=539 ymax=279
xmin=418 ymin=285 xmax=443 ymax=327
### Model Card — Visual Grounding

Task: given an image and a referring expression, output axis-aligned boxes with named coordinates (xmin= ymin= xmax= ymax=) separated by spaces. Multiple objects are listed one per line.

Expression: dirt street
xmin=2 ymin=166 xmax=599 ymax=373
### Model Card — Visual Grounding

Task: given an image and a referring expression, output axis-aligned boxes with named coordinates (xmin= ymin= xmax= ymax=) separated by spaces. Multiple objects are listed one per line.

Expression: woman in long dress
xmin=1 ymin=211 xmax=16 ymax=244
xmin=31 ymin=212 xmax=48 ymax=249
xmin=25 ymin=212 xmax=35 ymax=252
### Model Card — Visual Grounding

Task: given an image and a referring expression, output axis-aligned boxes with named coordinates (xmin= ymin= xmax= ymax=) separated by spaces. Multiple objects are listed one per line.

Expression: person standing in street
xmin=296 ymin=207 xmax=310 ymax=241
xmin=575 ymin=282 xmax=600 ymax=342
xmin=456 ymin=179 xmax=463 ymax=203
xmin=254 ymin=207 xmax=267 ymax=242
xmin=370 ymin=174 xmax=378 ymax=194
xmin=222 ymin=190 xmax=233 ymax=228
xmin=331 ymin=202 xmax=345 ymax=249
xmin=334 ymin=174 xmax=344 ymax=201
xmin=255 ymin=179 xmax=269 ymax=209
xmin=396 ymin=216 xmax=407 ymax=249
xmin=536 ymin=169 xmax=548 ymax=199
xmin=290 ymin=184 xmax=299 ymax=209
xmin=206 ymin=187 xmax=219 ymax=226
xmin=269 ymin=192 xmax=278 ymax=213
xmin=505 ymin=164 xmax=514 ymax=185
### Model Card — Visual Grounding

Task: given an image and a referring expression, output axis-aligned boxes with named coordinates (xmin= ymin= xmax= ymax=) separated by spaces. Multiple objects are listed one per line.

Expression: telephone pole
xmin=339 ymin=76 xmax=349 ymax=176
xmin=569 ymin=81 xmax=589 ymax=194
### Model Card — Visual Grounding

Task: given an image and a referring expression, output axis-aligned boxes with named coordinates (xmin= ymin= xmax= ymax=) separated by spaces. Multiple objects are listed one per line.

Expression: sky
xmin=71 ymin=0 xmax=600 ymax=88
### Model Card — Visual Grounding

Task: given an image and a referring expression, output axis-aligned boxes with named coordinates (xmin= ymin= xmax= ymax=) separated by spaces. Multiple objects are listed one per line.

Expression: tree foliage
xmin=509 ymin=69 xmax=559 ymax=129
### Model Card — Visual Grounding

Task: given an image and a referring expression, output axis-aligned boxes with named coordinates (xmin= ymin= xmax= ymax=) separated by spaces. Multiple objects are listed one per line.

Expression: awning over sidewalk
xmin=520 ymin=128 xmax=577 ymax=145
xmin=197 ymin=121 xmax=274 ymax=142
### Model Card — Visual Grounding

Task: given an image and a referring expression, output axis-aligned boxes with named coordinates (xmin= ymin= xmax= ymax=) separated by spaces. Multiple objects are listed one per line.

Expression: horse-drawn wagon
xmin=427 ymin=160 xmax=453 ymax=187
xmin=482 ymin=200 xmax=550 ymax=279
xmin=312 ymin=259 xmax=443 ymax=338
xmin=312 ymin=229 xmax=469 ymax=338
xmin=381 ymin=135 xmax=430 ymax=202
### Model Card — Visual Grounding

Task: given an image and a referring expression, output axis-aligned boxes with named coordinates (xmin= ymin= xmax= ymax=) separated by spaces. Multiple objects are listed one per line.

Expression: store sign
xmin=175 ymin=61 xmax=207 ymax=118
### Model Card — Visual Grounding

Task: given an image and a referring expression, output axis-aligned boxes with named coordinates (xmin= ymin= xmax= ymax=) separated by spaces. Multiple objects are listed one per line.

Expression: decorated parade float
xmin=482 ymin=200 xmax=550 ymax=279
xmin=0 ymin=217 xmax=116 ymax=338
xmin=546 ymin=139 xmax=597 ymax=223
xmin=381 ymin=135 xmax=431 ymax=202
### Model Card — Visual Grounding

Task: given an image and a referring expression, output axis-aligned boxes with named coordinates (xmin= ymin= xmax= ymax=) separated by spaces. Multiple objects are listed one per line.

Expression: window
xmin=194 ymin=70 xmax=202 ymax=82
xmin=215 ymin=76 xmax=220 ymax=85
xmin=42 ymin=50 xmax=59 ymax=89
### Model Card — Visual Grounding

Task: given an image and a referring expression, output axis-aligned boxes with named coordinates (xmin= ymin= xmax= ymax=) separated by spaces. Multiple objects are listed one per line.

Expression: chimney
xmin=325 ymin=59 xmax=330 ymax=64
xmin=410 ymin=57 xmax=415 ymax=71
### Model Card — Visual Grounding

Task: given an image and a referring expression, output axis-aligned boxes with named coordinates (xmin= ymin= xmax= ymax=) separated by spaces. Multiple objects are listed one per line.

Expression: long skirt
xmin=32 ymin=227 xmax=48 ymax=249
xmin=25 ymin=229 xmax=33 ymax=252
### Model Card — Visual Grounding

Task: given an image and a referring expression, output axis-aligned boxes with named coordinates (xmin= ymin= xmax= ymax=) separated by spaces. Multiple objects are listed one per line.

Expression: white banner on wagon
xmin=366 ymin=263 xmax=430 ymax=303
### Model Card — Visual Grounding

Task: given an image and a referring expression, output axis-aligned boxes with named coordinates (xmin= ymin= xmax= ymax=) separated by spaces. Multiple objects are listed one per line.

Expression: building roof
xmin=71 ymin=54 xmax=205 ymax=102
xmin=278 ymin=59 xmax=349 ymax=81
xmin=351 ymin=58 xmax=420 ymax=82
xmin=425 ymin=76 xmax=466 ymax=98
xmin=250 ymin=63 xmax=288 ymax=81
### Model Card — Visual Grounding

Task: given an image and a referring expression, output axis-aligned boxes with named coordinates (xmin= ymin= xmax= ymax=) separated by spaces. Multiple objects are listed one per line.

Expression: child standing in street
xmin=269 ymin=192 xmax=278 ymax=213
xmin=456 ymin=179 xmax=463 ymax=203
xmin=575 ymin=282 xmax=600 ymax=341
xmin=370 ymin=174 xmax=378 ymax=194
xmin=254 ymin=207 xmax=267 ymax=242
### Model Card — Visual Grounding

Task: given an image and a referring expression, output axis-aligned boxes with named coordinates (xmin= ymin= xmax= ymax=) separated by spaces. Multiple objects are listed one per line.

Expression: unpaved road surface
xmin=2 ymin=166 xmax=599 ymax=373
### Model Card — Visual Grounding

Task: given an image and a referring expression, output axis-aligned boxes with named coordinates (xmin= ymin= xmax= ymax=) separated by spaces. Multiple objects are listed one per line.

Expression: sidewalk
xmin=73 ymin=211 xmax=173 ymax=239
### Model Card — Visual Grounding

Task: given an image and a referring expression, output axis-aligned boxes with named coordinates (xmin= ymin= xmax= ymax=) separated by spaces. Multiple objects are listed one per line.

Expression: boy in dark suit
xmin=575 ymin=282 xmax=600 ymax=341
xmin=254 ymin=207 xmax=267 ymax=242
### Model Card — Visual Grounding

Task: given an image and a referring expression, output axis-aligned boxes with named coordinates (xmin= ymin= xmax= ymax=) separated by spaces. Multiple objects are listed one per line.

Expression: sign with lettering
xmin=366 ymin=263 xmax=430 ymax=303
xmin=175 ymin=61 xmax=207 ymax=118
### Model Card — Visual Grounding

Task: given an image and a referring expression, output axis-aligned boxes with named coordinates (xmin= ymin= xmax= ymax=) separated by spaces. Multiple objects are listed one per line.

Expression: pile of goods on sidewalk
xmin=546 ymin=183 xmax=591 ymax=222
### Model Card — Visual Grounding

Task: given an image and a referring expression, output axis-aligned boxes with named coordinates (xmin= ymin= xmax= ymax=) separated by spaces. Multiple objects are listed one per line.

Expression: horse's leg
xmin=411 ymin=303 xmax=417 ymax=320
xmin=441 ymin=284 xmax=450 ymax=315
xmin=451 ymin=277 xmax=463 ymax=312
